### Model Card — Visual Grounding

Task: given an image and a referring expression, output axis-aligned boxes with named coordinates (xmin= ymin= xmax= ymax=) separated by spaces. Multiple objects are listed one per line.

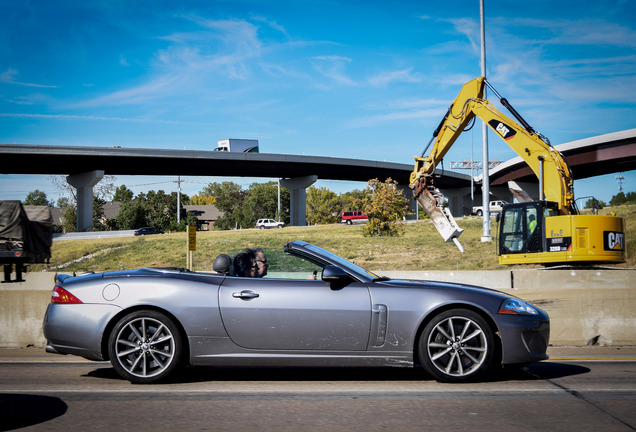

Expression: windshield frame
xmin=285 ymin=241 xmax=379 ymax=282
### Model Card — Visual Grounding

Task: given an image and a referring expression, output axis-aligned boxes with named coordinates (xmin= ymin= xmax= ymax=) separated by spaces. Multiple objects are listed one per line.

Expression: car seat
xmin=213 ymin=254 xmax=233 ymax=276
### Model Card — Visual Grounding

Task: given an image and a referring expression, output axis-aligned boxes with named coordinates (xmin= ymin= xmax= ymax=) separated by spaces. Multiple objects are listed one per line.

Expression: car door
xmin=219 ymin=276 xmax=372 ymax=351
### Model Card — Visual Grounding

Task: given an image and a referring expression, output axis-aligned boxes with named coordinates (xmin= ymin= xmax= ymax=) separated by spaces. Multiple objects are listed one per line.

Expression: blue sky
xmin=1 ymin=0 xmax=635 ymax=205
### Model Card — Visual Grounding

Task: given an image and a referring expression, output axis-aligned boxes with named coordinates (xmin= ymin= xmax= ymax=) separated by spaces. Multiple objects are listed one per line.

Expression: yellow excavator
xmin=410 ymin=77 xmax=625 ymax=266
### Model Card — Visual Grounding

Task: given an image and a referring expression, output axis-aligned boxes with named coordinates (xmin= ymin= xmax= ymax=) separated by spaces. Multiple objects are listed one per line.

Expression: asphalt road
xmin=1 ymin=347 xmax=635 ymax=432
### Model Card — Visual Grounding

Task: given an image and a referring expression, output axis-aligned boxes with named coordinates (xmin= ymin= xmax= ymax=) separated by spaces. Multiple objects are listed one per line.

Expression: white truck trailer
xmin=214 ymin=139 xmax=259 ymax=153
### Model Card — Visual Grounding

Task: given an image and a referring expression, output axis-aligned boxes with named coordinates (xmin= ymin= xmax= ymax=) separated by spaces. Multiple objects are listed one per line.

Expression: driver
xmin=233 ymin=251 xmax=257 ymax=277
xmin=234 ymin=248 xmax=268 ymax=278
xmin=233 ymin=248 xmax=316 ymax=279
xmin=253 ymin=248 xmax=268 ymax=278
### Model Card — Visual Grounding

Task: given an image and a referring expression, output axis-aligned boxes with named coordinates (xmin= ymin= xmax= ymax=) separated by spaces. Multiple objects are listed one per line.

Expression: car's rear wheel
xmin=419 ymin=308 xmax=494 ymax=383
xmin=108 ymin=310 xmax=182 ymax=384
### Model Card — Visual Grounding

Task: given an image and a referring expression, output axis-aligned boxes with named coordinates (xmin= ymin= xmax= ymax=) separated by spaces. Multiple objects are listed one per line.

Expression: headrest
xmin=213 ymin=254 xmax=232 ymax=275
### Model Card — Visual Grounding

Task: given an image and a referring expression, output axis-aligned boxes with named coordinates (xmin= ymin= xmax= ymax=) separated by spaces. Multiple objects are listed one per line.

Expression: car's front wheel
xmin=419 ymin=308 xmax=494 ymax=383
xmin=108 ymin=310 xmax=182 ymax=384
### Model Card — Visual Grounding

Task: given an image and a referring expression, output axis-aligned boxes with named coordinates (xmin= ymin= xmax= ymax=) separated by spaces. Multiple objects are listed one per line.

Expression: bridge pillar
xmin=508 ymin=182 xmax=539 ymax=201
xmin=280 ymin=175 xmax=317 ymax=226
xmin=398 ymin=184 xmax=418 ymax=219
xmin=443 ymin=187 xmax=473 ymax=216
xmin=67 ymin=170 xmax=104 ymax=232
xmin=468 ymin=184 xmax=517 ymax=214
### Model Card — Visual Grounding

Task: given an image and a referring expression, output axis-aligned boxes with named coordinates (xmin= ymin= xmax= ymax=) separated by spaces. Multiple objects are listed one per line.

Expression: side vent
xmin=576 ymin=227 xmax=588 ymax=249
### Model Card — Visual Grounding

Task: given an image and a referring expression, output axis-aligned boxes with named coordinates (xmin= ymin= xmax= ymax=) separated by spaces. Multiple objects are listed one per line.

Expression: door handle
xmin=232 ymin=290 xmax=259 ymax=299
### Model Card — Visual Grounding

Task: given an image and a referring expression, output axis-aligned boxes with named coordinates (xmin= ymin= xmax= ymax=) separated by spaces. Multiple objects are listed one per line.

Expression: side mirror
xmin=321 ymin=265 xmax=352 ymax=289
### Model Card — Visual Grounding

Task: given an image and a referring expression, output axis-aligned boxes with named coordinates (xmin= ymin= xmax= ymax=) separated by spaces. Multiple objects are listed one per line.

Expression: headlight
xmin=498 ymin=298 xmax=539 ymax=316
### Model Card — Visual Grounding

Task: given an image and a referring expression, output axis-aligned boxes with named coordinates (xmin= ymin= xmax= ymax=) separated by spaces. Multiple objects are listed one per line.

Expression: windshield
xmin=301 ymin=243 xmax=380 ymax=281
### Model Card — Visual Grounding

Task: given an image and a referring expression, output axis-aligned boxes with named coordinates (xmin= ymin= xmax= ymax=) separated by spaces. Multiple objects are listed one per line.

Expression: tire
xmin=476 ymin=209 xmax=483 ymax=217
xmin=259 ymin=226 xmax=265 ymax=230
xmin=418 ymin=308 xmax=494 ymax=383
xmin=346 ymin=220 xmax=352 ymax=225
xmin=108 ymin=310 xmax=182 ymax=384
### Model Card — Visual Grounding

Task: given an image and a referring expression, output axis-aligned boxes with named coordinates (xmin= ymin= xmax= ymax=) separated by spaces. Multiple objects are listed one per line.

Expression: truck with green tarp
xmin=0 ymin=200 xmax=53 ymax=282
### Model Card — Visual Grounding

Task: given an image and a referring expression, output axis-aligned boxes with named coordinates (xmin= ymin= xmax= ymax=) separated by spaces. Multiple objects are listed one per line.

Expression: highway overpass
xmin=0 ymin=144 xmax=468 ymax=229
xmin=1 ymin=128 xmax=634 ymax=229
xmin=489 ymin=128 xmax=636 ymax=185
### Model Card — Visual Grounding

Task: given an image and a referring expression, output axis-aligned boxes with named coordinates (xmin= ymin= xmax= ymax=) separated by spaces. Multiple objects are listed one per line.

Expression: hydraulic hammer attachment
xmin=410 ymin=176 xmax=465 ymax=253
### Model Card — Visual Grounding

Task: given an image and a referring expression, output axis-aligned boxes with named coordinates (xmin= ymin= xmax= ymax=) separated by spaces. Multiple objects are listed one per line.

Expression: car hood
xmin=372 ymin=278 xmax=512 ymax=300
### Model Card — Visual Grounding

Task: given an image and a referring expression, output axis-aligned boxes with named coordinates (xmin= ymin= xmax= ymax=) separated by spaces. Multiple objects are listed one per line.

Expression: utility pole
xmin=479 ymin=0 xmax=492 ymax=242
xmin=277 ymin=179 xmax=281 ymax=222
xmin=616 ymin=172 xmax=624 ymax=192
xmin=176 ymin=176 xmax=182 ymax=226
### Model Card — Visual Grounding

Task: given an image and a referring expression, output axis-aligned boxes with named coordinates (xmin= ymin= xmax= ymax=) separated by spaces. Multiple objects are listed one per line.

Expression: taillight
xmin=51 ymin=285 xmax=83 ymax=304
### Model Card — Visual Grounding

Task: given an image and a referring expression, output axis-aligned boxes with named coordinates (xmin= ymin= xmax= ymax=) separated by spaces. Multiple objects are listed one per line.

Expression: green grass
xmin=36 ymin=204 xmax=635 ymax=274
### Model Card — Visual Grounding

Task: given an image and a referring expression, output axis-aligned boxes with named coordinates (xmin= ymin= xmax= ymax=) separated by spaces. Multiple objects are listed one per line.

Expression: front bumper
xmin=496 ymin=312 xmax=550 ymax=365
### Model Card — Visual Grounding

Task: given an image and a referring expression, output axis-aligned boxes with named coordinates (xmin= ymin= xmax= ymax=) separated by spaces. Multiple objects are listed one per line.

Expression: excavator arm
xmin=410 ymin=77 xmax=576 ymax=249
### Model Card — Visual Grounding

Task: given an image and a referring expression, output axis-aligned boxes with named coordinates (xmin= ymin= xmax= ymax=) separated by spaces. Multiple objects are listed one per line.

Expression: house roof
xmin=184 ymin=205 xmax=223 ymax=221
xmin=103 ymin=201 xmax=122 ymax=220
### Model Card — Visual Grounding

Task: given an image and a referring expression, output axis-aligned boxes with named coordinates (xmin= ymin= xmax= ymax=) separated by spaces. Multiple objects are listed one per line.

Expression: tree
xmin=61 ymin=206 xmax=76 ymax=233
xmin=243 ymin=182 xmax=289 ymax=226
xmin=306 ymin=186 xmax=340 ymax=225
xmin=114 ymin=189 xmax=189 ymax=231
xmin=145 ymin=190 xmax=173 ymax=229
xmin=113 ymin=185 xmax=134 ymax=202
xmin=24 ymin=190 xmax=52 ymax=206
xmin=200 ymin=181 xmax=248 ymax=230
xmin=197 ymin=181 xmax=289 ymax=230
xmin=358 ymin=178 xmax=409 ymax=237
xmin=339 ymin=189 xmax=366 ymax=211
xmin=584 ymin=198 xmax=605 ymax=211
xmin=189 ymin=194 xmax=216 ymax=205
xmin=116 ymin=198 xmax=150 ymax=229
xmin=92 ymin=196 xmax=107 ymax=231
xmin=201 ymin=182 xmax=243 ymax=212
xmin=610 ymin=191 xmax=636 ymax=206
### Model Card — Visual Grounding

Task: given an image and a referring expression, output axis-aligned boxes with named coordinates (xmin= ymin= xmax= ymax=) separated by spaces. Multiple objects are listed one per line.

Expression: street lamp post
xmin=480 ymin=0 xmax=492 ymax=242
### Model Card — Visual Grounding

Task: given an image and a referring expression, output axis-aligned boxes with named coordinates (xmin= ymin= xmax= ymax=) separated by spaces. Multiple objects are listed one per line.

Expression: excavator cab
xmin=498 ymin=202 xmax=558 ymax=256
xmin=498 ymin=201 xmax=625 ymax=265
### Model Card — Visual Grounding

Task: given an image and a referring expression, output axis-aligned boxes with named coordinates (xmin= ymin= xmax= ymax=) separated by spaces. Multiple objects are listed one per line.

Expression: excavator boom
xmin=410 ymin=77 xmax=575 ymax=215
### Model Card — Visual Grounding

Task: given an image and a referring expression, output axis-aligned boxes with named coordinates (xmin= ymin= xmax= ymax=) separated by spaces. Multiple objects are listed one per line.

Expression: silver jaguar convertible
xmin=43 ymin=241 xmax=549 ymax=384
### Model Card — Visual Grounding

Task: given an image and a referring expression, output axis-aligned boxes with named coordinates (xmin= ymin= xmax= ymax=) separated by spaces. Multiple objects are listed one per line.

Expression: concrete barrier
xmin=1 ymin=269 xmax=634 ymax=348
xmin=0 ymin=273 xmax=54 ymax=348
xmin=381 ymin=269 xmax=636 ymax=346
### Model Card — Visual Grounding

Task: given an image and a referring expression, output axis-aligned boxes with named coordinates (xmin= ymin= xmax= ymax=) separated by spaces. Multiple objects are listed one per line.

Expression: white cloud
xmin=367 ymin=68 xmax=423 ymax=87
xmin=445 ymin=17 xmax=480 ymax=53
xmin=0 ymin=68 xmax=58 ymax=88
xmin=497 ymin=18 xmax=636 ymax=48
xmin=310 ymin=55 xmax=356 ymax=86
